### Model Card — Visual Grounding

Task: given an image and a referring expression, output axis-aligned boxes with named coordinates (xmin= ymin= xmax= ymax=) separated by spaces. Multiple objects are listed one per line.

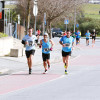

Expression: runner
xmin=37 ymin=29 xmax=41 ymax=43
xmin=62 ymin=31 xmax=67 ymax=36
xmin=85 ymin=30 xmax=91 ymax=46
xmin=91 ymin=29 xmax=97 ymax=47
xmin=75 ymin=30 xmax=80 ymax=45
xmin=39 ymin=33 xmax=54 ymax=74
xmin=59 ymin=31 xmax=74 ymax=74
xmin=22 ymin=27 xmax=37 ymax=74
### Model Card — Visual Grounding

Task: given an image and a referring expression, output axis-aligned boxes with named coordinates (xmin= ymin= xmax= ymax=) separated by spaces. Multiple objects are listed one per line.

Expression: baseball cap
xmin=44 ymin=33 xmax=48 ymax=37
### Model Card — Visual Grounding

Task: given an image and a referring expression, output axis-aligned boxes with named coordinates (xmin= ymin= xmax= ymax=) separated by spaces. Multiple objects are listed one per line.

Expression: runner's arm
xmin=40 ymin=40 xmax=42 ymax=45
xmin=21 ymin=36 xmax=26 ymax=45
xmin=50 ymin=40 xmax=54 ymax=48
xmin=21 ymin=36 xmax=28 ymax=46
xmin=34 ymin=36 xmax=38 ymax=43
xmin=59 ymin=41 xmax=63 ymax=46
xmin=39 ymin=40 xmax=42 ymax=48
xmin=95 ymin=32 xmax=97 ymax=37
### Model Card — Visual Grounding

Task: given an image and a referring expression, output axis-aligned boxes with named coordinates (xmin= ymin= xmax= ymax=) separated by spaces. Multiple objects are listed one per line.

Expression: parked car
xmin=52 ymin=28 xmax=62 ymax=38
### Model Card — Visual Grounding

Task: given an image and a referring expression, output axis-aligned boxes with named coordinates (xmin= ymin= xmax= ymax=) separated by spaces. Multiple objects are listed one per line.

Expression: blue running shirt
xmin=42 ymin=39 xmax=51 ymax=54
xmin=85 ymin=32 xmax=90 ymax=39
xmin=60 ymin=36 xmax=73 ymax=52
xmin=22 ymin=34 xmax=37 ymax=51
xmin=75 ymin=32 xmax=80 ymax=38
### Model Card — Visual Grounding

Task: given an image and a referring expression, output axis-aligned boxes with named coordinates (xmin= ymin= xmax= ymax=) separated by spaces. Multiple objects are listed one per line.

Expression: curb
xmin=0 ymin=68 xmax=9 ymax=74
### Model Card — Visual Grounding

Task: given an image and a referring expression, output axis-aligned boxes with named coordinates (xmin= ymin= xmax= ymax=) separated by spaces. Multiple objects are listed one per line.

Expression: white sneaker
xmin=43 ymin=70 xmax=48 ymax=74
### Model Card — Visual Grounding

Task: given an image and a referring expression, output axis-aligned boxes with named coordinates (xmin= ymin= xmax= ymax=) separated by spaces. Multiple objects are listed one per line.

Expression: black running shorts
xmin=25 ymin=50 xmax=35 ymax=58
xmin=62 ymin=50 xmax=71 ymax=57
xmin=42 ymin=53 xmax=50 ymax=61
xmin=92 ymin=36 xmax=96 ymax=40
xmin=76 ymin=38 xmax=79 ymax=41
xmin=86 ymin=38 xmax=89 ymax=40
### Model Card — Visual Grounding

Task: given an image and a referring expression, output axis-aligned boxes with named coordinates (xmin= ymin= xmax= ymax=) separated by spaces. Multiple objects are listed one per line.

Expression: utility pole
xmin=33 ymin=0 xmax=38 ymax=35
xmin=26 ymin=0 xmax=31 ymax=34
xmin=74 ymin=1 xmax=76 ymax=33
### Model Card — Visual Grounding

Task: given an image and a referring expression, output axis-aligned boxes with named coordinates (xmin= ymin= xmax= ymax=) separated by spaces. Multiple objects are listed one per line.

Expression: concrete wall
xmin=0 ymin=37 xmax=13 ymax=56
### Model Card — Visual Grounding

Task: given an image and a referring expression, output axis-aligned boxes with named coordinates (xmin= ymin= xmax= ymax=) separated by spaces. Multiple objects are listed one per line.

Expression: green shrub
xmin=0 ymin=32 xmax=8 ymax=38
xmin=78 ymin=18 xmax=100 ymax=36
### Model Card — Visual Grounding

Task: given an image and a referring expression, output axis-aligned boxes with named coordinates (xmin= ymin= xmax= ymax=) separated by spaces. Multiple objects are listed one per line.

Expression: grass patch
xmin=97 ymin=34 xmax=100 ymax=37
xmin=85 ymin=14 xmax=100 ymax=19
xmin=5 ymin=5 xmax=16 ymax=9
xmin=0 ymin=32 xmax=8 ymax=38
xmin=83 ymin=4 xmax=100 ymax=19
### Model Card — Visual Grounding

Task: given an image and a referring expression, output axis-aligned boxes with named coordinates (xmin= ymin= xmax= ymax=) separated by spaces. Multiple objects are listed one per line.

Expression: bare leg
xmin=27 ymin=55 xmax=33 ymax=74
xmin=63 ymin=57 xmax=66 ymax=64
xmin=65 ymin=56 xmax=69 ymax=70
xmin=47 ymin=59 xmax=50 ymax=69
xmin=43 ymin=61 xmax=47 ymax=70
xmin=29 ymin=55 xmax=33 ymax=69
xmin=27 ymin=58 xmax=30 ymax=68
xmin=86 ymin=40 xmax=87 ymax=45
xmin=88 ymin=40 xmax=89 ymax=45
xmin=92 ymin=39 xmax=94 ymax=47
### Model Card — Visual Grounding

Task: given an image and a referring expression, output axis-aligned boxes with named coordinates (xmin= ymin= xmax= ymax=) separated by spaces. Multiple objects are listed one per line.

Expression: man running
xmin=59 ymin=31 xmax=74 ymax=74
xmin=75 ymin=30 xmax=80 ymax=45
xmin=22 ymin=27 xmax=37 ymax=74
xmin=91 ymin=29 xmax=97 ymax=47
xmin=62 ymin=31 xmax=67 ymax=36
xmin=36 ymin=29 xmax=41 ymax=43
xmin=85 ymin=30 xmax=91 ymax=46
xmin=40 ymin=33 xmax=54 ymax=74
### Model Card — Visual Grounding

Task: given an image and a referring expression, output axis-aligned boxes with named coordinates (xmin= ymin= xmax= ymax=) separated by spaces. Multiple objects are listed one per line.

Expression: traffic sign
xmin=76 ymin=24 xmax=79 ymax=28
xmin=64 ymin=20 xmax=69 ymax=24
xmin=33 ymin=4 xmax=38 ymax=16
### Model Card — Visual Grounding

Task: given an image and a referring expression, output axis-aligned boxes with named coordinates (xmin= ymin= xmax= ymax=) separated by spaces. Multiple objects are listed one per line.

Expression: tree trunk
xmin=23 ymin=18 xmax=25 ymax=28
xmin=47 ymin=20 xmax=52 ymax=39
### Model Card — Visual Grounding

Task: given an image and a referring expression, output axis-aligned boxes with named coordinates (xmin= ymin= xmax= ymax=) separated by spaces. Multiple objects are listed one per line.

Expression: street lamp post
xmin=1 ymin=8 xmax=10 ymax=34
xmin=74 ymin=1 xmax=76 ymax=33
xmin=33 ymin=0 xmax=38 ymax=35
xmin=43 ymin=13 xmax=46 ymax=34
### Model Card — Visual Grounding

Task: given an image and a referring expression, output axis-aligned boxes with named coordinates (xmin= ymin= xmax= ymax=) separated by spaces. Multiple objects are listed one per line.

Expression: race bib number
xmin=44 ymin=48 xmax=50 ymax=52
xmin=65 ymin=43 xmax=70 ymax=47
xmin=29 ymin=41 xmax=34 ymax=46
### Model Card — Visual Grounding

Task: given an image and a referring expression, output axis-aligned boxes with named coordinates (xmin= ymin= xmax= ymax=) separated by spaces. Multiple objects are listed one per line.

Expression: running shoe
xmin=65 ymin=70 xmax=68 ymax=74
xmin=43 ymin=69 xmax=48 ymax=74
xmin=29 ymin=69 xmax=32 ymax=74
xmin=48 ymin=65 xmax=50 ymax=69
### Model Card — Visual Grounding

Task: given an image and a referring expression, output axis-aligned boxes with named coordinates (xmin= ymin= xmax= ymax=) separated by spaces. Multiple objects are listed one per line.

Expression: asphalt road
xmin=0 ymin=38 xmax=100 ymax=100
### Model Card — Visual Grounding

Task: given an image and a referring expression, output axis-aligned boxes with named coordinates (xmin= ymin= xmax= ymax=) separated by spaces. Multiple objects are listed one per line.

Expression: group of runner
xmin=71 ymin=29 xmax=97 ymax=46
xmin=22 ymin=27 xmax=74 ymax=75
xmin=85 ymin=29 xmax=97 ymax=47
xmin=22 ymin=27 xmax=54 ymax=74
xmin=22 ymin=27 xmax=97 ymax=75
